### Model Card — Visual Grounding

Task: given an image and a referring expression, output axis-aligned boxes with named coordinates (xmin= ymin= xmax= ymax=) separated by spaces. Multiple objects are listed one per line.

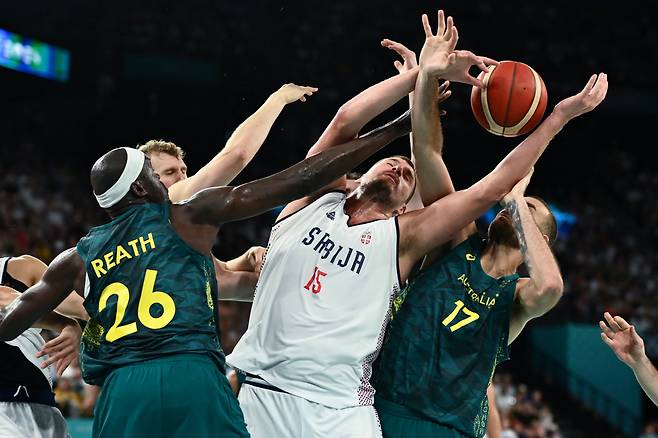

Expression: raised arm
xmin=501 ymin=173 xmax=564 ymax=343
xmin=180 ymin=111 xmax=410 ymax=226
xmin=600 ymin=313 xmax=658 ymax=406
xmin=168 ymin=84 xmax=317 ymax=202
xmin=0 ymin=248 xmax=86 ymax=341
xmin=398 ymin=73 xmax=608 ymax=279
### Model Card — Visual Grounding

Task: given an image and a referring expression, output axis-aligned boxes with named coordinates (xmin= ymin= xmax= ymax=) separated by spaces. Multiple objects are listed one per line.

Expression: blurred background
xmin=1 ymin=1 xmax=655 ymax=437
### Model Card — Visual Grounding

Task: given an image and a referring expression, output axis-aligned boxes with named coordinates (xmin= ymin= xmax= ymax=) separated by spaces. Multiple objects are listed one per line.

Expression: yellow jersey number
xmin=442 ymin=300 xmax=480 ymax=332
xmin=98 ymin=269 xmax=176 ymax=342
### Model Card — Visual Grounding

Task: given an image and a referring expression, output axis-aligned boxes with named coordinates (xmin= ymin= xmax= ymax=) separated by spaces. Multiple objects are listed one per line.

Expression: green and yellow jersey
xmin=76 ymin=202 xmax=222 ymax=386
xmin=374 ymin=235 xmax=519 ymax=438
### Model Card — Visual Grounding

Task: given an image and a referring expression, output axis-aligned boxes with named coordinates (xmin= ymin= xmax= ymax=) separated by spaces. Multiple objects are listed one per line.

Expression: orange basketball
xmin=470 ymin=61 xmax=548 ymax=137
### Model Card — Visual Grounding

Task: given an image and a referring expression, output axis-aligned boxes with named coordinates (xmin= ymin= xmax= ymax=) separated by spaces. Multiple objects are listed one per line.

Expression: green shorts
xmin=93 ymin=353 xmax=249 ymax=438
xmin=375 ymin=397 xmax=471 ymax=438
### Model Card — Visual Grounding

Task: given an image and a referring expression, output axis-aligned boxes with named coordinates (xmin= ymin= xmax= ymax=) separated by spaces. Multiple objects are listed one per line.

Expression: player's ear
xmin=541 ymin=233 xmax=550 ymax=244
xmin=131 ymin=180 xmax=147 ymax=198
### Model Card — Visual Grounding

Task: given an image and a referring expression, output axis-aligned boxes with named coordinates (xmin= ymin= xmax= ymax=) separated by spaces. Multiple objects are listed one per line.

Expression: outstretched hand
xmin=417 ymin=10 xmax=498 ymax=87
xmin=37 ymin=322 xmax=82 ymax=376
xmin=553 ymin=73 xmax=608 ymax=122
xmin=382 ymin=38 xmax=451 ymax=114
xmin=276 ymin=83 xmax=318 ymax=104
xmin=381 ymin=38 xmax=417 ymax=73
xmin=600 ymin=312 xmax=645 ymax=368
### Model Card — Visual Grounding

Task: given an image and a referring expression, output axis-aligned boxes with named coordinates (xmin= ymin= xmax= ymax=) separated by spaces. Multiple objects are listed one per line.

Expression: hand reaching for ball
xmin=553 ymin=73 xmax=608 ymax=122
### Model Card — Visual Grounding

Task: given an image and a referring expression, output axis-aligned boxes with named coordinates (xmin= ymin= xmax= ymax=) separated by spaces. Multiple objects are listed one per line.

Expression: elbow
xmin=332 ymin=105 xmax=354 ymax=137
xmin=540 ymin=276 xmax=564 ymax=300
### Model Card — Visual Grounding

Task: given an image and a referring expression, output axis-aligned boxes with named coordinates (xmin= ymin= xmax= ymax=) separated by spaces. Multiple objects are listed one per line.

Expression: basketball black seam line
xmin=502 ymin=63 xmax=518 ymax=137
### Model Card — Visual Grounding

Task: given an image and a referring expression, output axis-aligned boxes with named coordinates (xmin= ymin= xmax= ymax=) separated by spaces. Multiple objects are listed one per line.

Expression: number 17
xmin=442 ymin=300 xmax=479 ymax=332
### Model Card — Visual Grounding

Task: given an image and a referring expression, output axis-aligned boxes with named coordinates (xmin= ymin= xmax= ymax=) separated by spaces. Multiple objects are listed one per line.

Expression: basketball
xmin=471 ymin=61 xmax=548 ymax=137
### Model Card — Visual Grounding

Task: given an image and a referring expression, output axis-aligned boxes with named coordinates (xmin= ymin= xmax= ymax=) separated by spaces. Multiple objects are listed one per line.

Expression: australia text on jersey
xmin=457 ymin=273 xmax=499 ymax=309
xmin=90 ymin=233 xmax=156 ymax=278
xmin=301 ymin=227 xmax=365 ymax=274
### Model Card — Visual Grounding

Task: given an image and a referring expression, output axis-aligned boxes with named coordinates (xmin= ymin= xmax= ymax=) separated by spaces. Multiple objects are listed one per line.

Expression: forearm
xmin=191 ymin=113 xmax=409 ymax=224
xmin=224 ymin=251 xmax=254 ymax=272
xmin=505 ymin=195 xmax=563 ymax=296
xmin=218 ymin=92 xmax=287 ymax=175
xmin=54 ymin=291 xmax=89 ymax=321
xmin=479 ymin=112 xmax=567 ymax=201
xmin=632 ymin=355 xmax=658 ymax=406
xmin=33 ymin=310 xmax=79 ymax=333
xmin=333 ymin=68 xmax=418 ymax=142
xmin=411 ymin=70 xmax=453 ymax=205
xmin=217 ymin=270 xmax=258 ymax=302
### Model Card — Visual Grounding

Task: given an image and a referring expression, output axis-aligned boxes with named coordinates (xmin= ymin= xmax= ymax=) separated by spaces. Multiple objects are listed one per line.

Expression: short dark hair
xmin=528 ymin=196 xmax=557 ymax=245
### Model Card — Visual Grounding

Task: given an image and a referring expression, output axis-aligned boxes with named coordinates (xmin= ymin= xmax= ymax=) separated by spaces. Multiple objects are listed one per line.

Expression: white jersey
xmin=0 ymin=257 xmax=55 ymax=389
xmin=227 ymin=191 xmax=401 ymax=409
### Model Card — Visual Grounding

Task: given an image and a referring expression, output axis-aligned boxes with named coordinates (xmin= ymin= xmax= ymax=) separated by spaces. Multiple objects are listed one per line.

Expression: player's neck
xmin=343 ymin=193 xmax=392 ymax=225
xmin=480 ymin=242 xmax=522 ymax=278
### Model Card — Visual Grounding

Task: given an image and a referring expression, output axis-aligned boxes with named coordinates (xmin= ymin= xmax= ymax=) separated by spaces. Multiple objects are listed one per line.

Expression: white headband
xmin=95 ymin=148 xmax=146 ymax=208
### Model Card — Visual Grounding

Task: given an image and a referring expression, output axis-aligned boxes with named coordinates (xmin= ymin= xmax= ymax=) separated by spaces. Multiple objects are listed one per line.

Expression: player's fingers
xmin=581 ymin=74 xmax=598 ymax=94
xmin=299 ymin=96 xmax=306 ymax=102
xmin=604 ymin=312 xmax=622 ymax=331
xmin=438 ymin=80 xmax=450 ymax=92
xmin=601 ymin=332 xmax=614 ymax=346
xmin=440 ymin=109 xmax=447 ymax=116
xmin=437 ymin=10 xmax=446 ymax=36
xmin=448 ymin=26 xmax=459 ymax=51
xmin=599 ymin=320 xmax=615 ymax=339
xmin=393 ymin=60 xmax=403 ymax=72
xmin=614 ymin=315 xmax=631 ymax=330
xmin=480 ymin=56 xmax=500 ymax=67
xmin=437 ymin=90 xmax=452 ymax=103
xmin=42 ymin=335 xmax=66 ymax=350
xmin=421 ymin=14 xmax=433 ymax=37
xmin=465 ymin=75 xmax=484 ymax=88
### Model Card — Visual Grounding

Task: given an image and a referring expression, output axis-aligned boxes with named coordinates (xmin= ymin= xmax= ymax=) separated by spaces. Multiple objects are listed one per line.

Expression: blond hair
xmin=137 ymin=140 xmax=185 ymax=160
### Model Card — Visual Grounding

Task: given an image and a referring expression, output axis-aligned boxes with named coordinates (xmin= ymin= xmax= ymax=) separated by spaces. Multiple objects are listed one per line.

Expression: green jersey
xmin=76 ymin=202 xmax=222 ymax=386
xmin=373 ymin=235 xmax=519 ymax=438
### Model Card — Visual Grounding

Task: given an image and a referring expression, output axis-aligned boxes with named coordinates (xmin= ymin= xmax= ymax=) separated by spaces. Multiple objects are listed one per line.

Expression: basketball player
xmin=225 ymin=11 xmax=606 ymax=438
xmin=600 ymin=312 xmax=658 ymax=406
xmin=0 ymin=109 xmax=411 ymax=437
xmin=0 ymin=255 xmax=82 ymax=438
xmin=371 ymin=22 xmax=607 ymax=438
xmin=381 ymin=36 xmax=504 ymax=438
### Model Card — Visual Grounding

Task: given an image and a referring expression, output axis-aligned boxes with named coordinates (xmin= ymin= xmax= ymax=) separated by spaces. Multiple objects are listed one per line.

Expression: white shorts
xmin=238 ymin=382 xmax=382 ymax=438
xmin=0 ymin=402 xmax=69 ymax=438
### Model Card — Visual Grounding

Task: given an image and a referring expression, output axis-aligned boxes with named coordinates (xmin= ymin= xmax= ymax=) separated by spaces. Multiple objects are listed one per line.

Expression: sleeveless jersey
xmin=0 ymin=257 xmax=56 ymax=395
xmin=226 ymin=191 xmax=401 ymax=409
xmin=373 ymin=235 xmax=519 ymax=438
xmin=76 ymin=202 xmax=222 ymax=386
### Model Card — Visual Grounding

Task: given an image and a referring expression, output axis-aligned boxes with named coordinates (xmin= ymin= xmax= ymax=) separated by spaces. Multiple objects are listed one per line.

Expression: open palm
xmin=600 ymin=312 xmax=645 ymax=367
xmin=418 ymin=10 xmax=458 ymax=75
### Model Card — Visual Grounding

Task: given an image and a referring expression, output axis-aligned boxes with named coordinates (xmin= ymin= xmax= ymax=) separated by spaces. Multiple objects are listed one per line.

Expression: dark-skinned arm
xmin=183 ymin=111 xmax=411 ymax=225
xmin=0 ymin=248 xmax=85 ymax=341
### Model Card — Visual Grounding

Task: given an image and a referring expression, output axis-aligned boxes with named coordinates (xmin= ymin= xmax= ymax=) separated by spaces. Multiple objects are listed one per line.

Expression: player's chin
xmin=489 ymin=220 xmax=520 ymax=248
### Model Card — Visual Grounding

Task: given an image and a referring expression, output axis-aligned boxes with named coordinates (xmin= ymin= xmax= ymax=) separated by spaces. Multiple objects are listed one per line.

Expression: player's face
xmin=140 ymin=157 xmax=169 ymax=203
xmin=488 ymin=197 xmax=552 ymax=247
xmin=360 ymin=157 xmax=416 ymax=210
xmin=150 ymin=152 xmax=188 ymax=188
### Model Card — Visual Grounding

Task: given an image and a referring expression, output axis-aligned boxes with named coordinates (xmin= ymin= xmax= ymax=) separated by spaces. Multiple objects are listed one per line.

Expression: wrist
xmin=268 ymin=92 xmax=288 ymax=107
xmin=630 ymin=353 xmax=651 ymax=372
xmin=548 ymin=108 xmax=570 ymax=126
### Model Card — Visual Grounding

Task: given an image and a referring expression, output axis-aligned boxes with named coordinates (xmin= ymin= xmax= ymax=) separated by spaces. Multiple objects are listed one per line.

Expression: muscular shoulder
xmin=7 ymin=255 xmax=48 ymax=287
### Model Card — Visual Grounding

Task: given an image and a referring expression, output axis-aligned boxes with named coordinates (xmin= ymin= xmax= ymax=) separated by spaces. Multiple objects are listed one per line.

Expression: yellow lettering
xmin=457 ymin=274 xmax=466 ymax=282
xmin=471 ymin=292 xmax=478 ymax=301
xmin=127 ymin=239 xmax=140 ymax=256
xmin=91 ymin=259 xmax=106 ymax=278
xmin=115 ymin=245 xmax=132 ymax=265
xmin=489 ymin=298 xmax=496 ymax=308
xmin=139 ymin=233 xmax=156 ymax=253
xmin=104 ymin=252 xmax=115 ymax=270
